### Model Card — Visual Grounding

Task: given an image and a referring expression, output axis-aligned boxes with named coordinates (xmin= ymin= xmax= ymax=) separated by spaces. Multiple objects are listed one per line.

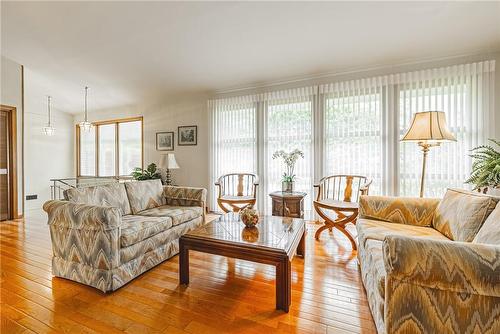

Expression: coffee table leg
xmin=179 ymin=240 xmax=189 ymax=285
xmin=276 ymin=259 xmax=291 ymax=312
xmin=297 ymin=231 xmax=306 ymax=257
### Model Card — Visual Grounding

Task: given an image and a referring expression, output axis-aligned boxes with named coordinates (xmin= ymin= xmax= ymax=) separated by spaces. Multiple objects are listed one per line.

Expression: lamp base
xmin=166 ymin=169 xmax=173 ymax=186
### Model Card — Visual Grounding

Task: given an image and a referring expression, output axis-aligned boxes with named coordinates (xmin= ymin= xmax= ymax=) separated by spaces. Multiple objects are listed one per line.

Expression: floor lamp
xmin=401 ymin=111 xmax=456 ymax=197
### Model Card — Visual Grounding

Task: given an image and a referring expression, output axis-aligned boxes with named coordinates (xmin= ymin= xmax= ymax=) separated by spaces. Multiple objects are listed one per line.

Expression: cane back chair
xmin=314 ymin=175 xmax=371 ymax=249
xmin=215 ymin=173 xmax=259 ymax=213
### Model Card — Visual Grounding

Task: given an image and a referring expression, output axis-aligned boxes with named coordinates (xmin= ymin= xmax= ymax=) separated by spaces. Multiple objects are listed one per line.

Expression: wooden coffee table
xmin=179 ymin=213 xmax=306 ymax=312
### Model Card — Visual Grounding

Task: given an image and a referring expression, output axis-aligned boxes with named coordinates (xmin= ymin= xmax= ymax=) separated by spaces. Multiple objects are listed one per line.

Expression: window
xmin=323 ymin=90 xmax=383 ymax=194
xmin=209 ymin=100 xmax=257 ymax=209
xmin=209 ymin=60 xmax=495 ymax=210
xmin=77 ymin=117 xmax=143 ymax=177
xmin=398 ymin=82 xmax=469 ymax=197
xmin=266 ymin=98 xmax=313 ymax=213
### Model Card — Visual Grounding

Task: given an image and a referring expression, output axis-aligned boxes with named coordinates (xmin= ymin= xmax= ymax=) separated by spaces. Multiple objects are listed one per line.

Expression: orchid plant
xmin=272 ymin=149 xmax=304 ymax=183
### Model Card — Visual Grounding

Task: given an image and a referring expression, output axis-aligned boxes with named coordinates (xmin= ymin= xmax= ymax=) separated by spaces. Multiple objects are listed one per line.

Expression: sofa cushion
xmin=473 ymin=203 xmax=500 ymax=245
xmin=120 ymin=215 xmax=173 ymax=247
xmin=432 ymin=188 xmax=499 ymax=242
xmin=124 ymin=179 xmax=165 ymax=214
xmin=357 ymin=218 xmax=449 ymax=249
xmin=64 ymin=183 xmax=132 ymax=215
xmin=120 ymin=216 xmax=203 ymax=264
xmin=139 ymin=205 xmax=203 ymax=226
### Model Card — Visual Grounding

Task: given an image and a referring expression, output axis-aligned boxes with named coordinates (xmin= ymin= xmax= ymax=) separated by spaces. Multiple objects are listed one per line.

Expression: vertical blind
xmin=208 ymin=60 xmax=495 ymax=211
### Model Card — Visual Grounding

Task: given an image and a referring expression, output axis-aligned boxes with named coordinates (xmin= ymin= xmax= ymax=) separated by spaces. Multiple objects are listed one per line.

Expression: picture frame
xmin=178 ymin=125 xmax=197 ymax=146
xmin=156 ymin=132 xmax=174 ymax=151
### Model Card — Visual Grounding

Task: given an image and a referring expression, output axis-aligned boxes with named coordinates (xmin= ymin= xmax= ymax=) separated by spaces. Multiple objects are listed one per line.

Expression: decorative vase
xmin=239 ymin=207 xmax=259 ymax=227
xmin=282 ymin=181 xmax=294 ymax=193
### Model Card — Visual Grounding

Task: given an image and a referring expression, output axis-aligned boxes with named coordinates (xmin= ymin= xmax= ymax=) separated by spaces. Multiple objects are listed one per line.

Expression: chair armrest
xmin=359 ymin=195 xmax=440 ymax=226
xmin=163 ymin=186 xmax=207 ymax=207
xmin=43 ymin=200 xmax=121 ymax=231
xmin=383 ymin=235 xmax=500 ymax=297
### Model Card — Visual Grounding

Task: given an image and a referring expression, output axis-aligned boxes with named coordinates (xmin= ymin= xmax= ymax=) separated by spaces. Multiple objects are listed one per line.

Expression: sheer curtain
xmin=395 ymin=61 xmax=496 ymax=197
xmin=320 ymin=78 xmax=385 ymax=195
xmin=262 ymin=88 xmax=316 ymax=216
xmin=209 ymin=60 xmax=495 ymax=212
xmin=208 ymin=96 xmax=258 ymax=211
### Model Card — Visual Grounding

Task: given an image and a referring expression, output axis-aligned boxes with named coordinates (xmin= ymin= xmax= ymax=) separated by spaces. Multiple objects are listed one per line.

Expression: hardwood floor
xmin=0 ymin=212 xmax=376 ymax=334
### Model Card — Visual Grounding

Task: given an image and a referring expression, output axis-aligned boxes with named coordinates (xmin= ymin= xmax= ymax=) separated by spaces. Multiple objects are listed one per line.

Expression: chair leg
xmin=314 ymin=203 xmax=359 ymax=249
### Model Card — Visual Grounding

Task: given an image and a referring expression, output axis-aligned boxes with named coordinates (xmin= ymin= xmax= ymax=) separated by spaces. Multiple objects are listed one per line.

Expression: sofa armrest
xmin=163 ymin=186 xmax=207 ymax=208
xmin=383 ymin=235 xmax=500 ymax=297
xmin=359 ymin=195 xmax=440 ymax=226
xmin=43 ymin=200 xmax=121 ymax=270
xmin=43 ymin=200 xmax=121 ymax=230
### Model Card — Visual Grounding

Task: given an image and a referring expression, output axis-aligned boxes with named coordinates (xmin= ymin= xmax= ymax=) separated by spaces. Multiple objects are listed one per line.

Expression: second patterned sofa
xmin=43 ymin=179 xmax=207 ymax=292
xmin=357 ymin=188 xmax=500 ymax=334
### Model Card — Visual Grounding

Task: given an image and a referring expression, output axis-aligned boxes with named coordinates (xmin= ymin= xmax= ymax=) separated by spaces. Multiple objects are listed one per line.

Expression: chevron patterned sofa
xmin=357 ymin=188 xmax=500 ymax=334
xmin=43 ymin=179 xmax=207 ymax=292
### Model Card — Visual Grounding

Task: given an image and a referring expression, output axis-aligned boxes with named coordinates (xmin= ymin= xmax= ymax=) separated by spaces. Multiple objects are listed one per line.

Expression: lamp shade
xmin=401 ymin=111 xmax=456 ymax=143
xmin=159 ymin=153 xmax=180 ymax=169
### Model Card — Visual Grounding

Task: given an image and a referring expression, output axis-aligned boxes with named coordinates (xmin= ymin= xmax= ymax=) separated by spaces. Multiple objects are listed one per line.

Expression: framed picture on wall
xmin=178 ymin=125 xmax=197 ymax=146
xmin=156 ymin=132 xmax=174 ymax=151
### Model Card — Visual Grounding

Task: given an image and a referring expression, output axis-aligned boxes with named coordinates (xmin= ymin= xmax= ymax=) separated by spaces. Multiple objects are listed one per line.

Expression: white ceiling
xmin=2 ymin=1 xmax=500 ymax=113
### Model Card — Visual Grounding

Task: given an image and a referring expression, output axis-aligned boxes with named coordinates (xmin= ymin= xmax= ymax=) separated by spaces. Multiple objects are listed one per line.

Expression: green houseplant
xmin=131 ymin=163 xmax=161 ymax=181
xmin=465 ymin=138 xmax=500 ymax=194
xmin=272 ymin=149 xmax=304 ymax=192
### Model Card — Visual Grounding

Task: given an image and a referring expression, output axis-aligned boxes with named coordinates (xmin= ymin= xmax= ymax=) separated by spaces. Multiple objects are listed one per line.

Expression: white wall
xmin=24 ymin=68 xmax=74 ymax=212
xmin=74 ymin=93 xmax=209 ymax=190
xmin=0 ymin=56 xmax=24 ymax=216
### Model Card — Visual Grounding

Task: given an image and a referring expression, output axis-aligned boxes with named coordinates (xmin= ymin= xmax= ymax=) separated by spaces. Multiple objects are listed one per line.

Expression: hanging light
xmin=79 ymin=86 xmax=93 ymax=132
xmin=42 ymin=96 xmax=55 ymax=136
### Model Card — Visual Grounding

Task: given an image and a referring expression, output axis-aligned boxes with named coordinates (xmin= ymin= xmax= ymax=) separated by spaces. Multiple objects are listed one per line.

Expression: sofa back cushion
xmin=124 ymin=179 xmax=165 ymax=214
xmin=64 ymin=183 xmax=131 ymax=215
xmin=473 ymin=203 xmax=500 ymax=245
xmin=432 ymin=188 xmax=499 ymax=242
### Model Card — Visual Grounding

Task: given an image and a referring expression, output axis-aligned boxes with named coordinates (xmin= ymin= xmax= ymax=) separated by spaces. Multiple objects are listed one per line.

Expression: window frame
xmin=76 ymin=116 xmax=144 ymax=177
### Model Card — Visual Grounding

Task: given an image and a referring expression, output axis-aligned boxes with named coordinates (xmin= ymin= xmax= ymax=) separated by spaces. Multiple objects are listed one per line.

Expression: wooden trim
xmin=75 ymin=124 xmax=80 ymax=177
xmin=0 ymin=105 xmax=18 ymax=219
xmin=76 ymin=116 xmax=144 ymax=177
xmin=91 ymin=116 xmax=143 ymax=126
xmin=21 ymin=65 xmax=25 ymax=217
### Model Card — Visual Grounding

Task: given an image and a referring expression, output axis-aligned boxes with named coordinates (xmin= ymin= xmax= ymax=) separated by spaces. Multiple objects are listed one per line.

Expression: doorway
xmin=0 ymin=105 xmax=17 ymax=221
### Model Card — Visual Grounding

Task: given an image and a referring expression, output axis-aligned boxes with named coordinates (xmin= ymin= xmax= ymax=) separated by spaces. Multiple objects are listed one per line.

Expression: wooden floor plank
xmin=1 ymin=213 xmax=376 ymax=333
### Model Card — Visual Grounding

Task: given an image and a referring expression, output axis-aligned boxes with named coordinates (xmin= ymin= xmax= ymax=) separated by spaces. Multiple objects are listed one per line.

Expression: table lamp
xmin=401 ymin=111 xmax=456 ymax=197
xmin=159 ymin=153 xmax=180 ymax=185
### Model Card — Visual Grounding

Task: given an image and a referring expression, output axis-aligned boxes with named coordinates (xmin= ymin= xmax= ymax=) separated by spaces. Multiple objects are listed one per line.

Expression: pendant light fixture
xmin=79 ymin=86 xmax=93 ymax=132
xmin=42 ymin=96 xmax=55 ymax=136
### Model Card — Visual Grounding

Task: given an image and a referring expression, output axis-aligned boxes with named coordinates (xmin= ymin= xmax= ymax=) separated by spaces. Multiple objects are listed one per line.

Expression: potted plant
xmin=131 ymin=163 xmax=161 ymax=181
xmin=272 ymin=149 xmax=304 ymax=192
xmin=465 ymin=138 xmax=500 ymax=195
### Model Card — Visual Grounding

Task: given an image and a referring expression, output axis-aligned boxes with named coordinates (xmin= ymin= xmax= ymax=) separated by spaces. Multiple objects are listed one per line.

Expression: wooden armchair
xmin=313 ymin=175 xmax=371 ymax=250
xmin=215 ymin=173 xmax=259 ymax=213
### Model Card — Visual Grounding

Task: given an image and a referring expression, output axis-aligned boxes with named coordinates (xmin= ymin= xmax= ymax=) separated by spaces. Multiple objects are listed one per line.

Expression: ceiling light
xmin=79 ymin=86 xmax=93 ymax=132
xmin=42 ymin=96 xmax=55 ymax=136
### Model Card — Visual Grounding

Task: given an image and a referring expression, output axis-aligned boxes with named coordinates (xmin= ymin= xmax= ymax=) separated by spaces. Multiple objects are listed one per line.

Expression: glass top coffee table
xmin=179 ymin=212 xmax=306 ymax=312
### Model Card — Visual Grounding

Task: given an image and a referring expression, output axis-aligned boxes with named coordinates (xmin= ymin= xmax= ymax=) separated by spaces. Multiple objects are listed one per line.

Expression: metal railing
xmin=50 ymin=176 xmax=134 ymax=200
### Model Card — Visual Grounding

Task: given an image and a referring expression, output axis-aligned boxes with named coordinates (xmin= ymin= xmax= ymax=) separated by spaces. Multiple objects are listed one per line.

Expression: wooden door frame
xmin=0 ymin=105 xmax=18 ymax=219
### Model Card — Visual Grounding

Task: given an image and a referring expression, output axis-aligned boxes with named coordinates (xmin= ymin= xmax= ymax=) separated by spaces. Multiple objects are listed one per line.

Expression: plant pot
xmin=485 ymin=187 xmax=500 ymax=196
xmin=282 ymin=181 xmax=294 ymax=193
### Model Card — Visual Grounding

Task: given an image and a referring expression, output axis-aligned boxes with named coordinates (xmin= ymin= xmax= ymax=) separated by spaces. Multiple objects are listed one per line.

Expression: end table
xmin=269 ymin=191 xmax=307 ymax=218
